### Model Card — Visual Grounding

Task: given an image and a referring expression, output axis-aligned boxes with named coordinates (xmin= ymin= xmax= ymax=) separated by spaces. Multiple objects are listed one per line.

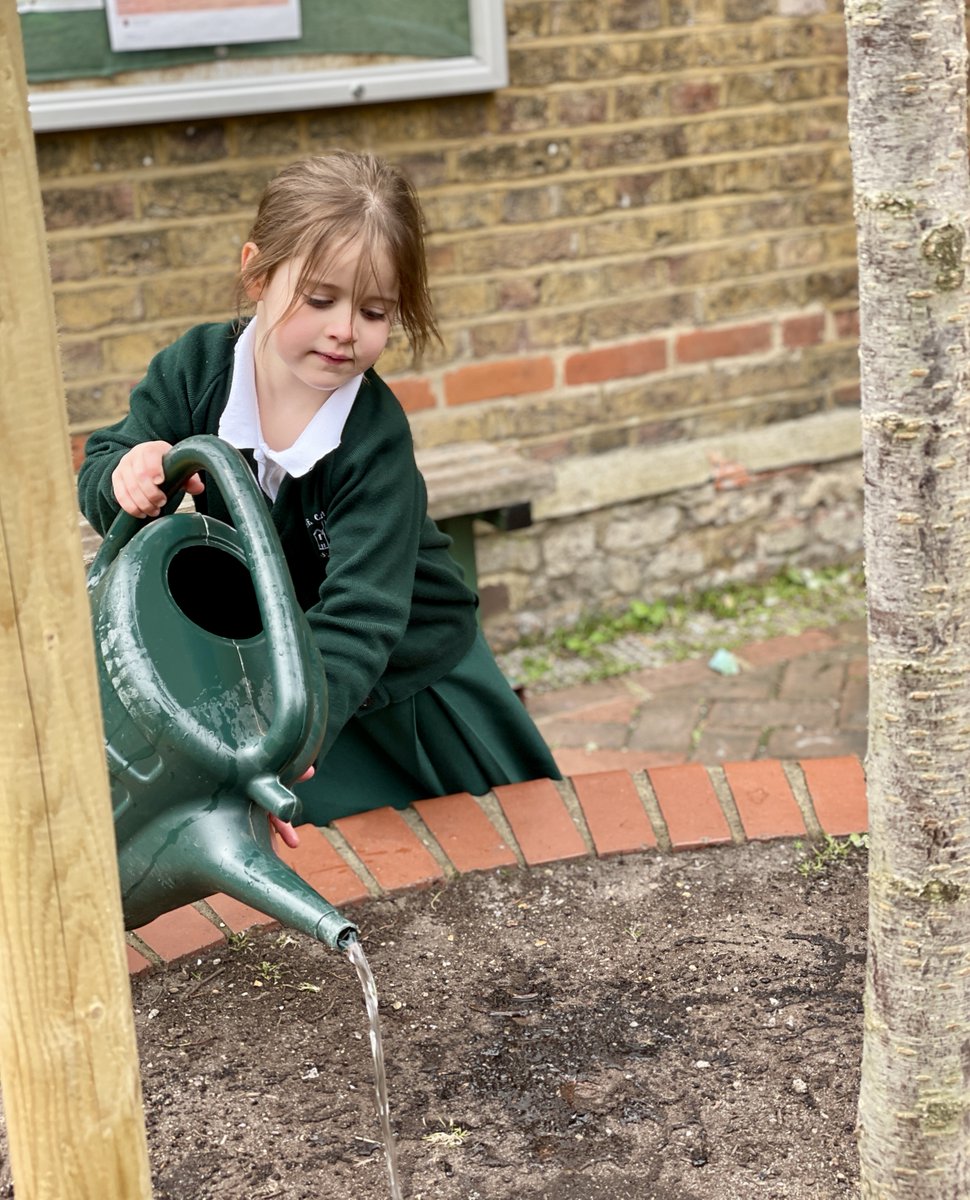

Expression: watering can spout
xmin=118 ymin=797 xmax=359 ymax=952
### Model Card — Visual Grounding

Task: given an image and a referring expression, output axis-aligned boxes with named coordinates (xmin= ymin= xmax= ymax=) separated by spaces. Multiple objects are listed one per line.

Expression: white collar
xmin=218 ymin=318 xmax=362 ymax=480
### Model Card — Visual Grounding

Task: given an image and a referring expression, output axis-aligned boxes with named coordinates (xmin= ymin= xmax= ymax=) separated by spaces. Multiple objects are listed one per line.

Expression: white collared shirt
xmin=218 ymin=318 xmax=362 ymax=501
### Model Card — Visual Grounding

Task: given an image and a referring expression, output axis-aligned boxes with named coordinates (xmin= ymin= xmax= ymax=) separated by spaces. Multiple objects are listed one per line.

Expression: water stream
xmin=346 ymin=938 xmax=404 ymax=1200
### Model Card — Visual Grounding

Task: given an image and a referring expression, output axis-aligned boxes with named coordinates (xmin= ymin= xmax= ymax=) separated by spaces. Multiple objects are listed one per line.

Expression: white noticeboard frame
xmin=105 ymin=0 xmax=302 ymax=54
xmin=27 ymin=0 xmax=507 ymax=132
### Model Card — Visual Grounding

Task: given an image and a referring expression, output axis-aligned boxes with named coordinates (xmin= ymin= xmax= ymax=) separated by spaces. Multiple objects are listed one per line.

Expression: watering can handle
xmin=88 ymin=435 xmax=321 ymax=801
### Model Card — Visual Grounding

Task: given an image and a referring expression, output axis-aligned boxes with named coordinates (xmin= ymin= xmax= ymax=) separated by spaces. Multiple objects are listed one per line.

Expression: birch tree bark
xmin=846 ymin=1 xmax=970 ymax=1194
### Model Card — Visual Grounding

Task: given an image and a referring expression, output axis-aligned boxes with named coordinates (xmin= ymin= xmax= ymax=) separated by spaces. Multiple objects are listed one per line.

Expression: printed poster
xmin=105 ymin=0 xmax=301 ymax=52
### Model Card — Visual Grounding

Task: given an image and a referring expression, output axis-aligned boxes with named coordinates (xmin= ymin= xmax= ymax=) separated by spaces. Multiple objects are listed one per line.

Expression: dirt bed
xmin=0 ymin=840 xmax=867 ymax=1199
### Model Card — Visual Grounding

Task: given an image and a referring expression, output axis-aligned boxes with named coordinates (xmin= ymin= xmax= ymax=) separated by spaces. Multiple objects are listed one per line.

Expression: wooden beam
xmin=0 ymin=5 xmax=152 ymax=1197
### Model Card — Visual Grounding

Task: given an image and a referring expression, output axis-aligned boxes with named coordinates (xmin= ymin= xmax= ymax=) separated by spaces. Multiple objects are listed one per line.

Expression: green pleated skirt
xmin=293 ymin=631 xmax=561 ymax=825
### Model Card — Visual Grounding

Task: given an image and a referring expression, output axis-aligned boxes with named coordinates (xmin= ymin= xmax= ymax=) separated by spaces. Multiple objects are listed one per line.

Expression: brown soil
xmin=0 ymin=840 xmax=867 ymax=1199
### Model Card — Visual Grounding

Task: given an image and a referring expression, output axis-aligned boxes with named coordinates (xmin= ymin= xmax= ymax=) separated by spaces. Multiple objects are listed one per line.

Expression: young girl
xmin=78 ymin=151 xmax=561 ymax=829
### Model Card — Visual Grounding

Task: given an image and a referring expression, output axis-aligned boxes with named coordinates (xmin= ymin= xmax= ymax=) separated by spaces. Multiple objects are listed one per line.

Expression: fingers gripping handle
xmin=87 ymin=441 xmax=207 ymax=589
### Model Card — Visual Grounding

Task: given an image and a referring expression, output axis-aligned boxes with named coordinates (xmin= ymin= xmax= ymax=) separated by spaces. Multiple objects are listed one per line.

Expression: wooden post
xmin=0 ymin=5 xmax=153 ymax=1198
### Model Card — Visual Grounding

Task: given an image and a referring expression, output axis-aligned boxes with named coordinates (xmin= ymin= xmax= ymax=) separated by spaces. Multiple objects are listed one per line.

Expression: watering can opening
xmin=166 ymin=542 xmax=263 ymax=641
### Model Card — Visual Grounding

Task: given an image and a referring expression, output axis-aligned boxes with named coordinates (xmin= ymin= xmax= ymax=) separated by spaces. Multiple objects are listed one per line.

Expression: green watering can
xmin=87 ymin=435 xmax=357 ymax=951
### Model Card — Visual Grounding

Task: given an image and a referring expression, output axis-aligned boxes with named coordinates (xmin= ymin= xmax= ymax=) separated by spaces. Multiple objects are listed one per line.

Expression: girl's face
xmin=242 ymin=236 xmax=398 ymax=406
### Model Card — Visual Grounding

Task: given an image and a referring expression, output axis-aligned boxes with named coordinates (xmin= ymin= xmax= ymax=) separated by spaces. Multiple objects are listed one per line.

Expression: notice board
xmin=21 ymin=0 xmax=507 ymax=131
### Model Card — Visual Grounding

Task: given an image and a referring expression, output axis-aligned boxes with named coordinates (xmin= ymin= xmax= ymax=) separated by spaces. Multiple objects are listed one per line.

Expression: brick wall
xmin=44 ymin=0 xmax=861 ymax=638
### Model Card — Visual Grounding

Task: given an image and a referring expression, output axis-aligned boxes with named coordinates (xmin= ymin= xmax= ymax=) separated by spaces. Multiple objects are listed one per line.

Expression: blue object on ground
xmin=708 ymin=648 xmax=741 ymax=676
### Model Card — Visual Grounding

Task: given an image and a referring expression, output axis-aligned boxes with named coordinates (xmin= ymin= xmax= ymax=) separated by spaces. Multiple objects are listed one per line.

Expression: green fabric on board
xmin=23 ymin=0 xmax=471 ymax=83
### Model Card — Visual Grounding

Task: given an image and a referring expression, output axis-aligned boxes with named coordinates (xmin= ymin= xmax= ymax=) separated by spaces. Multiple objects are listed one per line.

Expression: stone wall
xmin=42 ymin=0 xmax=861 ymax=639
xmin=478 ymin=412 xmax=863 ymax=645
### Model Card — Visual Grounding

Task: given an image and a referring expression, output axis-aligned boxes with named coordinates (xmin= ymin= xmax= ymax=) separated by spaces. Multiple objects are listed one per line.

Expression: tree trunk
xmin=846 ymin=1 xmax=970 ymax=1194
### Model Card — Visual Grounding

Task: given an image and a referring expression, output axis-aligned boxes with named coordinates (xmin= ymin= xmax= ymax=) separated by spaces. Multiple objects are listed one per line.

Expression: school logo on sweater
xmin=305 ymin=511 xmax=330 ymax=562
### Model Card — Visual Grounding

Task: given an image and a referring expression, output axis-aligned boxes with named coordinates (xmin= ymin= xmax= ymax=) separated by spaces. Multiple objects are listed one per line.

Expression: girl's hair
xmin=237 ymin=151 xmax=440 ymax=357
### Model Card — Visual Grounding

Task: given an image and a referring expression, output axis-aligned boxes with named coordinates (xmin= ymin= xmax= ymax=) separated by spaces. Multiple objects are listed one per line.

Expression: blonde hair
xmin=237 ymin=151 xmax=440 ymax=357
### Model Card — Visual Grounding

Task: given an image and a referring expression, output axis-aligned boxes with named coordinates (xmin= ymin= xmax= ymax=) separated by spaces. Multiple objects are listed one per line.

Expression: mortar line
xmin=317 ymin=824 xmax=384 ymax=898
xmin=192 ymin=897 xmax=239 ymax=935
xmin=553 ymin=777 xmax=596 ymax=856
xmin=474 ymin=790 xmax=527 ymax=869
xmin=397 ymin=806 xmax=458 ymax=880
xmin=631 ymin=769 xmax=672 ymax=854
xmin=126 ymin=930 xmax=163 ymax=968
xmin=781 ymin=760 xmax=824 ymax=840
xmin=705 ymin=764 xmax=748 ymax=845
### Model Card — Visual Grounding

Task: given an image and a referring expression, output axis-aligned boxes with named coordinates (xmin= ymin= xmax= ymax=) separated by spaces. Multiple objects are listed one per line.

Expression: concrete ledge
xmin=125 ymin=754 xmax=868 ymax=973
xmin=534 ymin=408 xmax=862 ymax=519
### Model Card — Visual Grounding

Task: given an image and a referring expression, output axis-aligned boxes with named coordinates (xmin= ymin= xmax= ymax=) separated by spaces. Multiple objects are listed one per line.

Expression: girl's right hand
xmin=111 ymin=440 xmax=204 ymax=518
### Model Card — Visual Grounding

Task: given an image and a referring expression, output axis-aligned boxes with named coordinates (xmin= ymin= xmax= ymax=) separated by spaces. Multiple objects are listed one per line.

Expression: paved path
xmin=529 ymin=621 xmax=868 ymax=778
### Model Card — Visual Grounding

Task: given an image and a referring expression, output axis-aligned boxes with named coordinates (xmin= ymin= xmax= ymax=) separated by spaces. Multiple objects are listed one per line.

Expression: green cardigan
xmin=78 ymin=321 xmax=479 ymax=758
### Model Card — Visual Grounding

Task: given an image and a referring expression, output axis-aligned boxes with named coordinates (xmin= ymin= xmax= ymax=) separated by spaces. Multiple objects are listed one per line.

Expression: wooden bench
xmin=415 ymin=441 xmax=554 ymax=596
xmin=78 ymin=441 xmax=554 ymax=598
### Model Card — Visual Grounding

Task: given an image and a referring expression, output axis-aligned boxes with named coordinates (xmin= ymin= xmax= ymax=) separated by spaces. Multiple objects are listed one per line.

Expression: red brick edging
xmin=125 ymin=755 xmax=867 ymax=974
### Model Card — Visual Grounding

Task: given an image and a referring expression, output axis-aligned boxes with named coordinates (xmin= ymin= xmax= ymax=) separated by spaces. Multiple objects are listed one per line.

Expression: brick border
xmin=126 ymin=755 xmax=868 ymax=973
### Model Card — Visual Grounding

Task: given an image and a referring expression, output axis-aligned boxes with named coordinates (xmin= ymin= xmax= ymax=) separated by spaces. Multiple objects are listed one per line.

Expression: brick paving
xmin=125 ymin=621 xmax=871 ymax=975
xmin=531 ymin=620 xmax=868 ymax=776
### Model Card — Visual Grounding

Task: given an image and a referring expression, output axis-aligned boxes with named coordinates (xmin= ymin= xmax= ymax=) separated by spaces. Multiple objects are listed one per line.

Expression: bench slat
xmin=416 ymin=441 xmax=553 ymax=522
